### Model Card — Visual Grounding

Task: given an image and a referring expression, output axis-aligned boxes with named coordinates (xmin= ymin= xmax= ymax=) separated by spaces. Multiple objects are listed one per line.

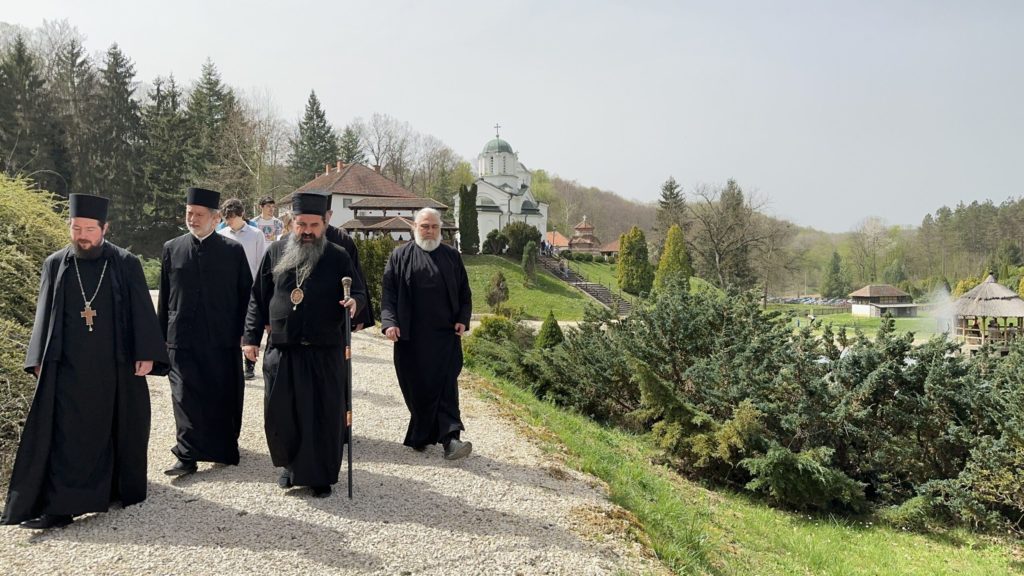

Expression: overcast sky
xmin=5 ymin=1 xmax=1022 ymax=232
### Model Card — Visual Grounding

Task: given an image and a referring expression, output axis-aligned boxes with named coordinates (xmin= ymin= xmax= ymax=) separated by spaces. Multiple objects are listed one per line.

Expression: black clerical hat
xmin=69 ymin=193 xmax=109 ymax=221
xmin=292 ymin=193 xmax=329 ymax=216
xmin=186 ymin=187 xmax=220 ymax=210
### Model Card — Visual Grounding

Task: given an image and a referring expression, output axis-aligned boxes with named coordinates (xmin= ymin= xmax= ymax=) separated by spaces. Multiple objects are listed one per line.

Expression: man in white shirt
xmin=251 ymin=196 xmax=284 ymax=242
xmin=218 ymin=198 xmax=266 ymax=380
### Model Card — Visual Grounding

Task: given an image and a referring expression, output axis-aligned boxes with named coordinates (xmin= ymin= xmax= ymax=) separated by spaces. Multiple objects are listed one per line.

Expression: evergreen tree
xmin=338 ymin=124 xmax=365 ymax=164
xmin=142 ymin=76 xmax=191 ymax=230
xmin=185 ymin=59 xmax=235 ymax=181
xmin=93 ymin=44 xmax=143 ymax=240
xmin=289 ymin=90 xmax=339 ymax=182
xmin=654 ymin=224 xmax=692 ymax=293
xmin=656 ymin=176 xmax=685 ymax=247
xmin=719 ymin=180 xmax=756 ymax=288
xmin=617 ymin=226 xmax=654 ymax=295
xmin=0 ymin=35 xmax=67 ymax=194
xmin=486 ymin=271 xmax=509 ymax=314
xmin=820 ymin=251 xmax=850 ymax=298
xmin=50 ymin=37 xmax=99 ymax=196
xmin=522 ymin=240 xmax=538 ymax=286
xmin=503 ymin=221 xmax=542 ymax=259
xmin=535 ymin=310 xmax=564 ymax=350
xmin=458 ymin=183 xmax=479 ymax=254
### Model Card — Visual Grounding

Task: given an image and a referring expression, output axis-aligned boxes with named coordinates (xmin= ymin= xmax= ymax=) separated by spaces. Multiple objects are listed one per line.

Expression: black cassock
xmin=158 ymin=232 xmax=252 ymax=464
xmin=244 ymin=240 xmax=366 ymax=488
xmin=380 ymin=242 xmax=472 ymax=448
xmin=2 ymin=242 xmax=168 ymax=525
xmin=325 ymin=225 xmax=375 ymax=330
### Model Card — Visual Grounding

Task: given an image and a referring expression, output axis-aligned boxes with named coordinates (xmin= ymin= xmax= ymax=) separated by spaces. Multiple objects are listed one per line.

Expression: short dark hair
xmin=221 ymin=198 xmax=245 ymax=219
xmin=259 ymin=196 xmax=275 ymax=207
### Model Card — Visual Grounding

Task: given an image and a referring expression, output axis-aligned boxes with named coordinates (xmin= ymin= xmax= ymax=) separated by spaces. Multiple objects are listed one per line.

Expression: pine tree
xmin=820 ymin=251 xmax=850 ymax=298
xmin=0 ymin=35 xmax=68 ymax=194
xmin=185 ymin=59 xmax=236 ymax=181
xmin=522 ymin=240 xmax=538 ymax=286
xmin=656 ymin=176 xmax=685 ymax=246
xmin=338 ymin=124 xmax=365 ymax=164
xmin=458 ymin=183 xmax=479 ymax=254
xmin=617 ymin=226 xmax=654 ymax=295
xmin=289 ymin=90 xmax=339 ymax=182
xmin=142 ymin=76 xmax=191 ymax=229
xmin=654 ymin=224 xmax=691 ymax=293
xmin=50 ymin=37 xmax=99 ymax=197
xmin=535 ymin=310 xmax=564 ymax=350
xmin=486 ymin=271 xmax=509 ymax=314
xmin=93 ymin=44 xmax=143 ymax=240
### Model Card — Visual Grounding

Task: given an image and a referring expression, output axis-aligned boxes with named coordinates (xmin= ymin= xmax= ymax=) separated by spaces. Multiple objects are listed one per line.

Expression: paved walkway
xmin=0 ymin=330 xmax=663 ymax=575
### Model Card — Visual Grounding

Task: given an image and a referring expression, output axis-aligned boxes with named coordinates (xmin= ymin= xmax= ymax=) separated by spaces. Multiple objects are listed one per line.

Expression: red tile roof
xmin=545 ymin=231 xmax=570 ymax=248
xmin=283 ymin=163 xmax=417 ymax=201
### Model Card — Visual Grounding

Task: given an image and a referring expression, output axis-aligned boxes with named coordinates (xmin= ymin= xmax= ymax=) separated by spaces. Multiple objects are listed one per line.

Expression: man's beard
xmin=73 ymin=239 xmax=103 ymax=259
xmin=414 ymin=233 xmax=440 ymax=252
xmin=188 ymin=224 xmax=214 ymax=239
xmin=273 ymin=232 xmax=326 ymax=278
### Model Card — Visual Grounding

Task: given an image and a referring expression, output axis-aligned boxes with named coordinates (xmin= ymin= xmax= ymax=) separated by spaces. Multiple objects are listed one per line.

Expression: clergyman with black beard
xmin=3 ymin=194 xmax=168 ymax=530
xmin=243 ymin=192 xmax=366 ymax=498
xmin=381 ymin=208 xmax=474 ymax=460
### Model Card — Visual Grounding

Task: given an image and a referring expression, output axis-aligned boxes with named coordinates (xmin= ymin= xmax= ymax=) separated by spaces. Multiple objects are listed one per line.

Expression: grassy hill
xmin=467 ymin=369 xmax=1024 ymax=575
xmin=464 ymin=255 xmax=594 ymax=320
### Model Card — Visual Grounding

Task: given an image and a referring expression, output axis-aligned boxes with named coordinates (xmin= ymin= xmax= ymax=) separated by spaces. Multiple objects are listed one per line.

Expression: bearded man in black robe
xmin=381 ymin=208 xmax=473 ymax=460
xmin=243 ymin=193 xmax=366 ymax=497
xmin=158 ymin=187 xmax=252 ymax=476
xmin=2 ymin=194 xmax=168 ymax=530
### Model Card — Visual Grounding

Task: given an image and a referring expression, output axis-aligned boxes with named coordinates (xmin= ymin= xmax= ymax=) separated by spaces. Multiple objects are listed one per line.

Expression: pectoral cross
xmin=80 ymin=304 xmax=97 ymax=332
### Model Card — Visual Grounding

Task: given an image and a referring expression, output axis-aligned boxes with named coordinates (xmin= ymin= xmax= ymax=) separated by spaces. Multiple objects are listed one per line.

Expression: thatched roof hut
xmin=953 ymin=274 xmax=1024 ymax=318
xmin=952 ymin=274 xmax=1024 ymax=353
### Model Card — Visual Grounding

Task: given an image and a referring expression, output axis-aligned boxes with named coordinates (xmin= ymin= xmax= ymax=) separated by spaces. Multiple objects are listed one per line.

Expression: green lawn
xmin=771 ymin=304 xmax=945 ymax=340
xmin=466 ymin=368 xmax=1024 ymax=576
xmin=464 ymin=254 xmax=593 ymax=320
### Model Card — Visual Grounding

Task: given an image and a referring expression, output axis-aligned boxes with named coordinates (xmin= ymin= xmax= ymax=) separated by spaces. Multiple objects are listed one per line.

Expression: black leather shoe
xmin=244 ymin=370 xmax=255 ymax=381
xmin=20 ymin=514 xmax=73 ymax=530
xmin=278 ymin=469 xmax=293 ymax=489
xmin=164 ymin=459 xmax=197 ymax=476
xmin=443 ymin=438 xmax=473 ymax=461
xmin=312 ymin=485 xmax=331 ymax=498
xmin=411 ymin=444 xmax=427 ymax=452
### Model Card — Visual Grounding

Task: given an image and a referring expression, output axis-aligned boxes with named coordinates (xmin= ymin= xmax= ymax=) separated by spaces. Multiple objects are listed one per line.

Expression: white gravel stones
xmin=1 ymin=330 xmax=664 ymax=575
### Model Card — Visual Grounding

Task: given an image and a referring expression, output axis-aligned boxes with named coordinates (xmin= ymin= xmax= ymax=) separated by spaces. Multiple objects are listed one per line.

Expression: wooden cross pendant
xmin=81 ymin=304 xmax=97 ymax=332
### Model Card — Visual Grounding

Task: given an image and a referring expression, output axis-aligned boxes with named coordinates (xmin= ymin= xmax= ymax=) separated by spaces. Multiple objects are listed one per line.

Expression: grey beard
xmin=273 ymin=233 xmax=326 ymax=278
xmin=415 ymin=236 xmax=441 ymax=252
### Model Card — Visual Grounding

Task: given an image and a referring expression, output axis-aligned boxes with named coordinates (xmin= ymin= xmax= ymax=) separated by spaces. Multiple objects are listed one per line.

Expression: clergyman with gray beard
xmin=381 ymin=207 xmax=474 ymax=461
xmin=243 ymin=192 xmax=367 ymax=498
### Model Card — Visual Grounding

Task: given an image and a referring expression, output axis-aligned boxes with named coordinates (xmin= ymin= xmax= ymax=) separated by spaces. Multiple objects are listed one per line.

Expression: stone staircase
xmin=537 ymin=254 xmax=633 ymax=316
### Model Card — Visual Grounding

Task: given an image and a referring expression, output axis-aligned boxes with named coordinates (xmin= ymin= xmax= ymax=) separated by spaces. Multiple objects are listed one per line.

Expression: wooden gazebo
xmin=953 ymin=274 xmax=1024 ymax=354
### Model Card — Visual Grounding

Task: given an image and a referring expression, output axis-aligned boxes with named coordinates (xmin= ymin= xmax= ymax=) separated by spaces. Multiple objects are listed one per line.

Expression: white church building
xmin=454 ymin=129 xmax=548 ymax=252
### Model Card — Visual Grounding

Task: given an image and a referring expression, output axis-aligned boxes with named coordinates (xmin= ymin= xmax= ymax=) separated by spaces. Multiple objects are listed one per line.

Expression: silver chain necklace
xmin=74 ymin=256 xmax=108 ymax=333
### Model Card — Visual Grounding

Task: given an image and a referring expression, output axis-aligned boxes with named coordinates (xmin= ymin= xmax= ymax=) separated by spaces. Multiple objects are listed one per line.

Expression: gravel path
xmin=1 ymin=329 xmax=664 ymax=575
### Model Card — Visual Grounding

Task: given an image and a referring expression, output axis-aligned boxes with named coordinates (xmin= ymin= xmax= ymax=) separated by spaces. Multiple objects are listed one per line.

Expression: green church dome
xmin=482 ymin=138 xmax=513 ymax=154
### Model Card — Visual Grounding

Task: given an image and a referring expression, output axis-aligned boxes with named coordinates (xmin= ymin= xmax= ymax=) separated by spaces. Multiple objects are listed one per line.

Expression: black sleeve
xmin=380 ymin=251 xmax=400 ymax=333
xmin=24 ymin=257 xmax=56 ymax=373
xmin=244 ymin=248 xmax=274 ymax=346
xmin=126 ymin=254 xmax=170 ymax=374
xmin=157 ymin=244 xmax=170 ymax=339
xmin=235 ymin=245 xmax=254 ymax=341
xmin=456 ymin=256 xmax=473 ymax=328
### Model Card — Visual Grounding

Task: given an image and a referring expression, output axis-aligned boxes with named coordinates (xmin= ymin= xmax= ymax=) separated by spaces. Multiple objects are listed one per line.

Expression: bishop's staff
xmin=342 ymin=276 xmax=354 ymax=499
